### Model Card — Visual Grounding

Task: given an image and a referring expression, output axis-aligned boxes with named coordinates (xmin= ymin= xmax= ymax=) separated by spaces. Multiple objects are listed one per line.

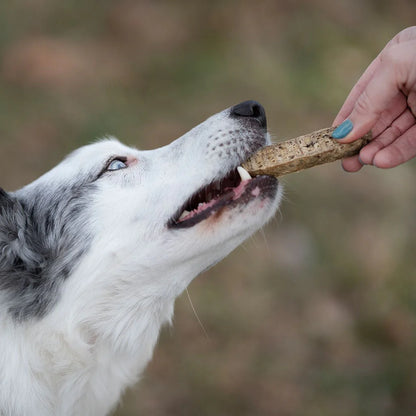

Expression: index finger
xmin=333 ymin=54 xmax=381 ymax=126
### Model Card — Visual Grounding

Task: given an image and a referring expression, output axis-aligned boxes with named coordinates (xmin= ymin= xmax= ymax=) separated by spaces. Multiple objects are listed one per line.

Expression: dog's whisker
xmin=185 ymin=288 xmax=210 ymax=341
xmin=259 ymin=227 xmax=271 ymax=258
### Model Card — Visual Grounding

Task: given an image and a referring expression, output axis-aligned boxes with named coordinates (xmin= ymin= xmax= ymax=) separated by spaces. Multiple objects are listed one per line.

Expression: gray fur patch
xmin=0 ymin=180 xmax=94 ymax=321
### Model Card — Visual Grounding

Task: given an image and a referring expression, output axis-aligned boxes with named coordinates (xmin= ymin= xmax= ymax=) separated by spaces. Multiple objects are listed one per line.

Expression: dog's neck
xmin=0 ymin=234 xmax=202 ymax=416
xmin=0 ymin=281 xmax=176 ymax=416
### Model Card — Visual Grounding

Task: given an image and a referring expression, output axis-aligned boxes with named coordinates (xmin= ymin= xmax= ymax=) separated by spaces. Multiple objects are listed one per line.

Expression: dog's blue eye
xmin=107 ymin=159 xmax=127 ymax=171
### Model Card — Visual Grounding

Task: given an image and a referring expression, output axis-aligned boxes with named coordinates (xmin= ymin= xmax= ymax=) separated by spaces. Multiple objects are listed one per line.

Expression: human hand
xmin=332 ymin=26 xmax=416 ymax=172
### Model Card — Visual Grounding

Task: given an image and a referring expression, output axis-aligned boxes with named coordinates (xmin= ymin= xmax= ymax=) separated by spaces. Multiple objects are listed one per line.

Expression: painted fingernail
xmin=332 ymin=119 xmax=353 ymax=139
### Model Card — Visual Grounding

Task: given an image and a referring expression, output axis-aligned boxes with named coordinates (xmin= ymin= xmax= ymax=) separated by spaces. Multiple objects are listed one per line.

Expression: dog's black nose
xmin=230 ymin=100 xmax=267 ymax=129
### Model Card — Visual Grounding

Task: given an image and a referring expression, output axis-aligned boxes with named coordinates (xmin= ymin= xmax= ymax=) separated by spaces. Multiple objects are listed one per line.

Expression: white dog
xmin=0 ymin=101 xmax=282 ymax=415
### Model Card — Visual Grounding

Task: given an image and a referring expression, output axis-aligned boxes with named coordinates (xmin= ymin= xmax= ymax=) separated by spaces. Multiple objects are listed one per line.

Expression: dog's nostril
xmin=230 ymin=100 xmax=267 ymax=129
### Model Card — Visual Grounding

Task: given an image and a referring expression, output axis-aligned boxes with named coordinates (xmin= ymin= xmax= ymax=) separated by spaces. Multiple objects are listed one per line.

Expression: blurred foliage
xmin=1 ymin=1 xmax=416 ymax=415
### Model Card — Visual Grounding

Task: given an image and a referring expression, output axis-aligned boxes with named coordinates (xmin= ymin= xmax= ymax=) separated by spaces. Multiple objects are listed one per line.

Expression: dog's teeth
xmin=179 ymin=210 xmax=190 ymax=221
xmin=237 ymin=166 xmax=252 ymax=181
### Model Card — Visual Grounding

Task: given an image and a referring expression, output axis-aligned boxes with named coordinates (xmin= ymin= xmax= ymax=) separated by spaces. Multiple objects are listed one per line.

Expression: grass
xmin=1 ymin=1 xmax=416 ymax=415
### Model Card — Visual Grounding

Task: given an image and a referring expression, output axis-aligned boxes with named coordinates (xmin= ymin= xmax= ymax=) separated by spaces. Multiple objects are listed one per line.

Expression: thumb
xmin=333 ymin=53 xmax=400 ymax=143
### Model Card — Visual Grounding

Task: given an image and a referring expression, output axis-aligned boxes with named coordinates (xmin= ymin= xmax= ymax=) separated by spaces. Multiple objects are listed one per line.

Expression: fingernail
xmin=332 ymin=119 xmax=353 ymax=139
xmin=358 ymin=155 xmax=365 ymax=166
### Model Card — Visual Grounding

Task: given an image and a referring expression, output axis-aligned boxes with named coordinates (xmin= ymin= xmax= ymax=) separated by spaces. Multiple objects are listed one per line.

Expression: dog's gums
xmin=168 ymin=166 xmax=277 ymax=228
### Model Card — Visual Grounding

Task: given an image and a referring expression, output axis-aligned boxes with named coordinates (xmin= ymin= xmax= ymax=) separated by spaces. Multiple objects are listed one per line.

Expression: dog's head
xmin=0 ymin=101 xmax=281 ymax=332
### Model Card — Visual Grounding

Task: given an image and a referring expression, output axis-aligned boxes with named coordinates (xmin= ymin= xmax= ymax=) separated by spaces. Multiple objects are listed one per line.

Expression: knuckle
xmin=381 ymin=44 xmax=414 ymax=86
xmin=389 ymin=123 xmax=404 ymax=138
xmin=354 ymin=90 xmax=374 ymax=116
xmin=407 ymin=92 xmax=416 ymax=117
xmin=375 ymin=111 xmax=391 ymax=132
xmin=380 ymin=47 xmax=397 ymax=65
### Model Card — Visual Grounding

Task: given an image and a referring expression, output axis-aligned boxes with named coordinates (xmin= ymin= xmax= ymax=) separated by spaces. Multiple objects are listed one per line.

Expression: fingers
xmin=408 ymin=90 xmax=416 ymax=118
xmin=373 ymin=124 xmax=416 ymax=168
xmin=335 ymin=42 xmax=416 ymax=144
xmin=389 ymin=26 xmax=416 ymax=44
xmin=333 ymin=54 xmax=382 ymax=127
xmin=360 ymin=107 xmax=416 ymax=165
xmin=342 ymin=108 xmax=416 ymax=171
xmin=334 ymin=59 xmax=399 ymax=143
xmin=370 ymin=92 xmax=408 ymax=137
xmin=333 ymin=28 xmax=416 ymax=128
xmin=333 ymin=28 xmax=416 ymax=172
xmin=341 ymin=155 xmax=363 ymax=172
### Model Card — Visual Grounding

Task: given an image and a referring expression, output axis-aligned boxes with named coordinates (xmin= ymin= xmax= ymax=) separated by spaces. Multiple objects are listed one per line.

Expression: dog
xmin=0 ymin=101 xmax=282 ymax=415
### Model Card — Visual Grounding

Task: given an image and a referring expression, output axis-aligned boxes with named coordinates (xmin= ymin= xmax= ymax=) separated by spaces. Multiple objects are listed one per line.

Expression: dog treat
xmin=242 ymin=127 xmax=372 ymax=177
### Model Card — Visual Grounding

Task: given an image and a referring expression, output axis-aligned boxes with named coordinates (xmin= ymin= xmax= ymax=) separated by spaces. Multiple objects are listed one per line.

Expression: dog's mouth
xmin=168 ymin=166 xmax=277 ymax=229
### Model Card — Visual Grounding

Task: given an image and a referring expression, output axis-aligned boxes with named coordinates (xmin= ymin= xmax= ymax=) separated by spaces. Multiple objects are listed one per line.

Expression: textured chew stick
xmin=242 ymin=127 xmax=372 ymax=177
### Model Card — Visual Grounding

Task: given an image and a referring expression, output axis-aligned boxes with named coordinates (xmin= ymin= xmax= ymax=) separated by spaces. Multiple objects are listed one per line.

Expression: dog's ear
xmin=0 ymin=188 xmax=49 ymax=320
xmin=0 ymin=187 xmax=24 ymax=226
xmin=0 ymin=188 xmax=29 ymax=263
xmin=0 ymin=188 xmax=16 ymax=213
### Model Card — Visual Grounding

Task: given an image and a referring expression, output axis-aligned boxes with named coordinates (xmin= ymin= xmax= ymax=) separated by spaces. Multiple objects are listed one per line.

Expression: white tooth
xmin=179 ymin=210 xmax=190 ymax=221
xmin=237 ymin=166 xmax=252 ymax=181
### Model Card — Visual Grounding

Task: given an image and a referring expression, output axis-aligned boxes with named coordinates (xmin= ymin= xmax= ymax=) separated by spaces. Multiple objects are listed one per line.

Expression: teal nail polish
xmin=332 ymin=119 xmax=353 ymax=139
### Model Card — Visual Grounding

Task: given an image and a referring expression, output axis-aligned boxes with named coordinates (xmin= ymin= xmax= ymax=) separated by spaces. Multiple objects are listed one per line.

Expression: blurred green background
xmin=1 ymin=1 xmax=416 ymax=415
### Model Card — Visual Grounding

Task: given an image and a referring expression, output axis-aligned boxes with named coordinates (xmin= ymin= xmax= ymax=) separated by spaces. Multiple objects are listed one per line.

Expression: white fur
xmin=0 ymin=107 xmax=282 ymax=415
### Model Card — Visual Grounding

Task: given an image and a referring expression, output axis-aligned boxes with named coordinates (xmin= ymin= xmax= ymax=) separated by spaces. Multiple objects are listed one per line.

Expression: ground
xmin=0 ymin=1 xmax=416 ymax=415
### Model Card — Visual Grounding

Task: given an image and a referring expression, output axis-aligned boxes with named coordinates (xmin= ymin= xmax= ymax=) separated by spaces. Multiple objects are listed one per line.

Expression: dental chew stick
xmin=242 ymin=127 xmax=371 ymax=177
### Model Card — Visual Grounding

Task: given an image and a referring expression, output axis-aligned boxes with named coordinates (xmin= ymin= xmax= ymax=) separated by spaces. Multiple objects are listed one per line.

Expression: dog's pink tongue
xmin=179 ymin=180 xmax=253 ymax=222
xmin=231 ymin=180 xmax=261 ymax=200
xmin=179 ymin=198 xmax=218 ymax=222
xmin=231 ymin=180 xmax=249 ymax=200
